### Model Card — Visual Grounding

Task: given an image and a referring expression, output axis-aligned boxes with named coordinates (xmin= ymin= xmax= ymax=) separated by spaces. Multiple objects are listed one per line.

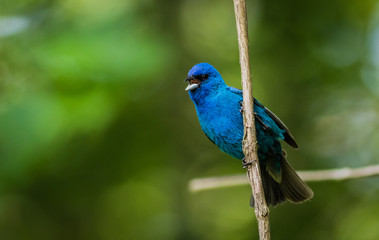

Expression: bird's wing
xmin=254 ymin=99 xmax=299 ymax=149
xmin=226 ymin=86 xmax=298 ymax=149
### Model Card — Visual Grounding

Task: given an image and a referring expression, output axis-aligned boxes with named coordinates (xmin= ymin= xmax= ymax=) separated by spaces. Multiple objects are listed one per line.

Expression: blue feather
xmin=186 ymin=63 xmax=313 ymax=206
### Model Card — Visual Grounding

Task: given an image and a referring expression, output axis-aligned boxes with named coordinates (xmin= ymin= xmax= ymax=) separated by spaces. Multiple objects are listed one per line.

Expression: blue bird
xmin=185 ymin=63 xmax=313 ymax=206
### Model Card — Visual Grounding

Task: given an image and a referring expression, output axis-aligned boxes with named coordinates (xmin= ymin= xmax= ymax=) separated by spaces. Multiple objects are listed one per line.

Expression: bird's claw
xmin=242 ymin=158 xmax=253 ymax=168
xmin=239 ymin=101 xmax=244 ymax=113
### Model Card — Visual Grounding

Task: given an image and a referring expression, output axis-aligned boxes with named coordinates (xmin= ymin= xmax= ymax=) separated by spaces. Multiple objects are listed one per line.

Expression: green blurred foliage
xmin=0 ymin=0 xmax=379 ymax=239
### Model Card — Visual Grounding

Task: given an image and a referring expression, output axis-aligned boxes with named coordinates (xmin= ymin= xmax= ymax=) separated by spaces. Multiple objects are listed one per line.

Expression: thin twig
xmin=189 ymin=164 xmax=379 ymax=192
xmin=233 ymin=0 xmax=270 ymax=239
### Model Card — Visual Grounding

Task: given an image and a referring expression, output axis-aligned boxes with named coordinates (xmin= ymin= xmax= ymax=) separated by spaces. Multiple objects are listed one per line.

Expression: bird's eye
xmin=194 ymin=74 xmax=209 ymax=81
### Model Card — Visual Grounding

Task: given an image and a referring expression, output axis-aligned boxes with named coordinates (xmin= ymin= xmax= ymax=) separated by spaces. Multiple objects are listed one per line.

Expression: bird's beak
xmin=185 ymin=76 xmax=200 ymax=91
xmin=185 ymin=83 xmax=199 ymax=91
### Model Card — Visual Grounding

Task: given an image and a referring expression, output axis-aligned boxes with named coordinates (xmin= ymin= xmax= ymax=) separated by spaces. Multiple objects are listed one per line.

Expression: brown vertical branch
xmin=233 ymin=0 xmax=271 ymax=239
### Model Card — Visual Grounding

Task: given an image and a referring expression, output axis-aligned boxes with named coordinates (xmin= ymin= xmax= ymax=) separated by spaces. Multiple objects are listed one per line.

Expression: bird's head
xmin=185 ymin=63 xmax=225 ymax=100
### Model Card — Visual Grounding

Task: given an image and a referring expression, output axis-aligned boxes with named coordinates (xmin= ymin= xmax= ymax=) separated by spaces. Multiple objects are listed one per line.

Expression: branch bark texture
xmin=233 ymin=0 xmax=270 ymax=239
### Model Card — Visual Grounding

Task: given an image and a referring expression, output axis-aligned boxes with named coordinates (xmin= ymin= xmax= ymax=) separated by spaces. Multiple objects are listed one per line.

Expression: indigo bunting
xmin=185 ymin=63 xmax=313 ymax=206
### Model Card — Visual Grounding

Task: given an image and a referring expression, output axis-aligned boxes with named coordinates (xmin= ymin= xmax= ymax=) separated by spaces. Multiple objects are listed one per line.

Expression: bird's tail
xmin=250 ymin=153 xmax=314 ymax=207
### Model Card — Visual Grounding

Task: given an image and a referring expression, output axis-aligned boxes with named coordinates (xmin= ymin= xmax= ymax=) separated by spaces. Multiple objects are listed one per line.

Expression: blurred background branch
xmin=189 ymin=164 xmax=379 ymax=192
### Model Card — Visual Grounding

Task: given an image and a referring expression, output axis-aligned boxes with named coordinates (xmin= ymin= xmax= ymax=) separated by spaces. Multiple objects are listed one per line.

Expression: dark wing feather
xmin=226 ymin=87 xmax=298 ymax=149
xmin=254 ymin=99 xmax=299 ymax=149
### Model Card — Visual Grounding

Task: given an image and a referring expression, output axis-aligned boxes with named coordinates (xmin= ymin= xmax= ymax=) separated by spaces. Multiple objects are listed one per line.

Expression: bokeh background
xmin=1 ymin=0 xmax=379 ymax=239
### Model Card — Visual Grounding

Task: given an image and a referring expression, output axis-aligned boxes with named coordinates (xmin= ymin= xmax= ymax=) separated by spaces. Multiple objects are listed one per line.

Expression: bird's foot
xmin=242 ymin=158 xmax=253 ymax=168
xmin=239 ymin=101 xmax=244 ymax=113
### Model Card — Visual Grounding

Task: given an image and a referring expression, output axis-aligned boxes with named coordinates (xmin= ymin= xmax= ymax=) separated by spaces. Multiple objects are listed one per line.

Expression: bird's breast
xmin=196 ymin=96 xmax=245 ymax=160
